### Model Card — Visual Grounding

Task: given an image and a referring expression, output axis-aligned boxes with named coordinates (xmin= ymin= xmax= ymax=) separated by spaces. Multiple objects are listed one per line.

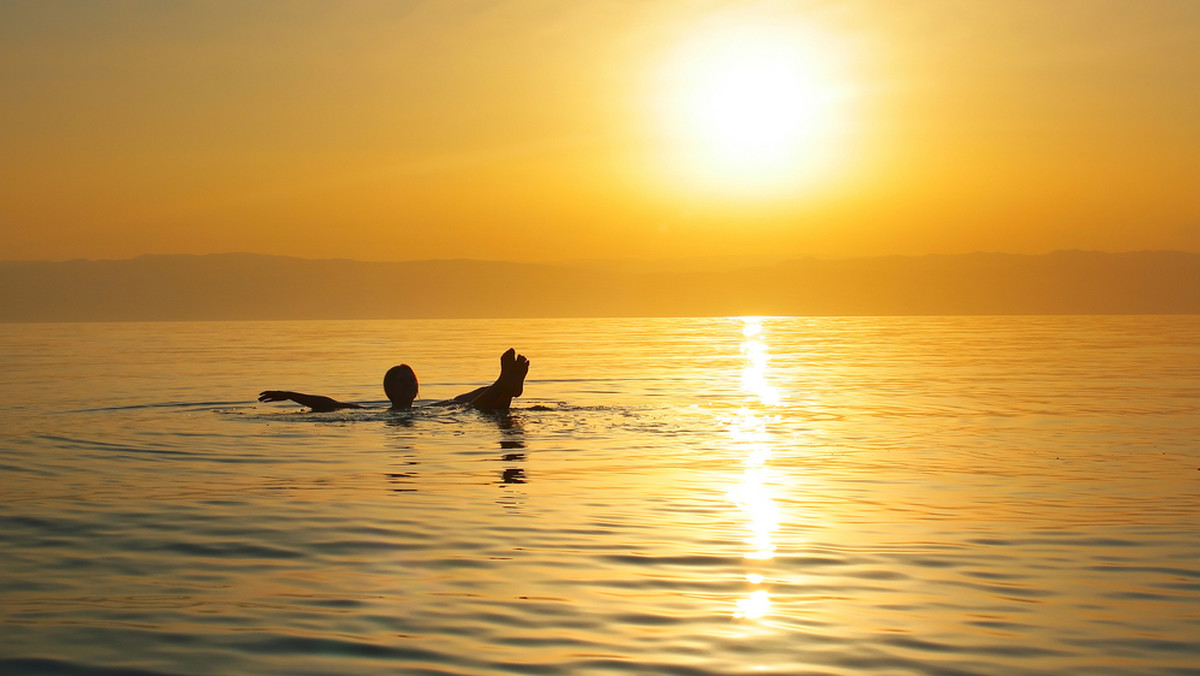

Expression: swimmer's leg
xmin=452 ymin=348 xmax=530 ymax=413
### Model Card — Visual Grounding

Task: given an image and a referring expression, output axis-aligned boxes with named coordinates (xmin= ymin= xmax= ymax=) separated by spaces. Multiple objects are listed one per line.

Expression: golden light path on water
xmin=729 ymin=317 xmax=783 ymax=621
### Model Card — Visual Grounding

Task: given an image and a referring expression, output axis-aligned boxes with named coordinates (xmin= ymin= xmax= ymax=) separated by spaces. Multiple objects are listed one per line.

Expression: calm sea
xmin=1 ymin=316 xmax=1198 ymax=676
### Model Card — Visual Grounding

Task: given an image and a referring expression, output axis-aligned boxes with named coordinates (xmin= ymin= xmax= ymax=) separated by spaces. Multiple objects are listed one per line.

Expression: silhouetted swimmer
xmin=257 ymin=349 xmax=529 ymax=414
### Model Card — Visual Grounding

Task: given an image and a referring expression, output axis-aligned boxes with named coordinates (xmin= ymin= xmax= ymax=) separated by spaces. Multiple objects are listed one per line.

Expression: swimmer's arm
xmin=450 ymin=385 xmax=489 ymax=405
xmin=424 ymin=386 xmax=487 ymax=408
xmin=257 ymin=391 xmax=364 ymax=412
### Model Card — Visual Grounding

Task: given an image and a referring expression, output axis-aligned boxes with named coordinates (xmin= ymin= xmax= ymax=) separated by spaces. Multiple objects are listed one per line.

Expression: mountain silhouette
xmin=1 ymin=250 xmax=1197 ymax=321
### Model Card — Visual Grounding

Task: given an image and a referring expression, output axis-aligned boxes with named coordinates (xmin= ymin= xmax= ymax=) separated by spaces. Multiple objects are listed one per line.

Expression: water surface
xmin=1 ymin=316 xmax=1198 ymax=675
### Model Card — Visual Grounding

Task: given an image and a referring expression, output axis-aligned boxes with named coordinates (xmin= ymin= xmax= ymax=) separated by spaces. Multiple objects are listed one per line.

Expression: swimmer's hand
xmin=258 ymin=390 xmax=362 ymax=412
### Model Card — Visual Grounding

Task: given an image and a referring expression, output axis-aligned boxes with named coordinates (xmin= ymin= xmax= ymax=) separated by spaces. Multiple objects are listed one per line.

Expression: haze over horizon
xmin=3 ymin=1 xmax=1199 ymax=266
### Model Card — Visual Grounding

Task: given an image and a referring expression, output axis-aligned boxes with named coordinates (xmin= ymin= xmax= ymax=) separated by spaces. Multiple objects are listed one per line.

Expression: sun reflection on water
xmin=729 ymin=317 xmax=783 ymax=620
xmin=727 ymin=414 xmax=779 ymax=562
xmin=741 ymin=318 xmax=781 ymax=407
xmin=734 ymin=589 xmax=772 ymax=620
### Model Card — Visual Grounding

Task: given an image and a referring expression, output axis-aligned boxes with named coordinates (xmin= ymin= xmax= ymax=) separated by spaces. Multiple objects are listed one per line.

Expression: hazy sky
xmin=2 ymin=0 xmax=1198 ymax=262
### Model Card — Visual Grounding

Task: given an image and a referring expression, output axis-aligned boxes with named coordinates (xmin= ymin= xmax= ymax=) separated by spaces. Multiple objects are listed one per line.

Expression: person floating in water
xmin=258 ymin=348 xmax=530 ymax=414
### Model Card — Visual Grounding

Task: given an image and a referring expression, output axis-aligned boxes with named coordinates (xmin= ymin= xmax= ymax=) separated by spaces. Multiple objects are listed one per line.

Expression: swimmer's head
xmin=383 ymin=364 xmax=418 ymax=410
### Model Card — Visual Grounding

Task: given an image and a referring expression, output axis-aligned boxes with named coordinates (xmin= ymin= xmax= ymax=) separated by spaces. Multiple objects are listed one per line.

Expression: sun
xmin=653 ymin=23 xmax=848 ymax=196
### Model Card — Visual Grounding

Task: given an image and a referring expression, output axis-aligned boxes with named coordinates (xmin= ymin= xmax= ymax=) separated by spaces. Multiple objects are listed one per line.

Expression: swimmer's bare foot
xmin=453 ymin=348 xmax=531 ymax=412
xmin=498 ymin=348 xmax=530 ymax=398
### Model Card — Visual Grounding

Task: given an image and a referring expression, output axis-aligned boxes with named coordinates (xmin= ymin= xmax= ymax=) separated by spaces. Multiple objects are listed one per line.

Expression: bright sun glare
xmin=656 ymin=23 xmax=847 ymax=196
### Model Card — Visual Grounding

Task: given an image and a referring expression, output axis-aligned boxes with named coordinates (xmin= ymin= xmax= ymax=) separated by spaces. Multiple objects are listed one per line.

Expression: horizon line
xmin=4 ymin=248 xmax=1200 ymax=266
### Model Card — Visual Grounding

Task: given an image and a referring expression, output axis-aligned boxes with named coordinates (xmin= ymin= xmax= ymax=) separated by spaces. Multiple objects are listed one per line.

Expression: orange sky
xmin=2 ymin=0 xmax=1198 ymax=262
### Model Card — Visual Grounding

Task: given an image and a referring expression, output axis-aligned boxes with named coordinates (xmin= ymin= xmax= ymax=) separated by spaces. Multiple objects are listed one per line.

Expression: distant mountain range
xmin=1 ymin=250 xmax=1197 ymax=321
